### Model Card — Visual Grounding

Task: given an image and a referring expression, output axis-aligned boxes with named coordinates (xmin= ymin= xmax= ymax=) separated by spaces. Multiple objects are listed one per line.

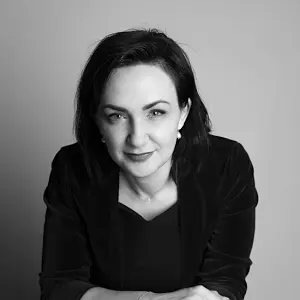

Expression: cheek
xmin=102 ymin=125 xmax=128 ymax=154
xmin=105 ymin=131 xmax=124 ymax=150
xmin=153 ymin=124 xmax=178 ymax=146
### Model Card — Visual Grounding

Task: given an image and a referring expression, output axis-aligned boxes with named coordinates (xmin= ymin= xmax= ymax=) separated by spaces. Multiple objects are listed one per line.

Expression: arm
xmin=39 ymin=149 xmax=152 ymax=300
xmin=194 ymin=142 xmax=258 ymax=300
xmin=80 ymin=287 xmax=152 ymax=300
xmin=39 ymin=148 xmax=98 ymax=299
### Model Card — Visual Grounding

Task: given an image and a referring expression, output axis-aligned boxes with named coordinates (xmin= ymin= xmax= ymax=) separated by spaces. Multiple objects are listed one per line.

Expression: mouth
xmin=125 ymin=151 xmax=154 ymax=162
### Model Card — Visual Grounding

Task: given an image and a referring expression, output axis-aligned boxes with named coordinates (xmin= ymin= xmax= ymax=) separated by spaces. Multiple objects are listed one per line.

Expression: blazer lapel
xmin=85 ymin=165 xmax=123 ymax=289
xmin=179 ymin=158 xmax=219 ymax=287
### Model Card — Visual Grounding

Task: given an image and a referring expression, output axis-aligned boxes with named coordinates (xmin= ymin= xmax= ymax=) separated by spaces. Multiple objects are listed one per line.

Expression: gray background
xmin=1 ymin=0 xmax=300 ymax=299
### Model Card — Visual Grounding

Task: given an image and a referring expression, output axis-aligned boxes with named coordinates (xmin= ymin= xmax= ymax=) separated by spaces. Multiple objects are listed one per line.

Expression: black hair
xmin=73 ymin=28 xmax=212 ymax=185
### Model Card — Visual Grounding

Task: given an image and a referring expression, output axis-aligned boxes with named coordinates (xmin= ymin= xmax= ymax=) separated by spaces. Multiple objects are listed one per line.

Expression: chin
xmin=122 ymin=164 xmax=158 ymax=178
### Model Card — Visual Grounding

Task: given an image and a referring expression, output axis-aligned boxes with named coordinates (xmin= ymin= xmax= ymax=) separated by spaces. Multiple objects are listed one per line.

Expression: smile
xmin=125 ymin=151 xmax=154 ymax=162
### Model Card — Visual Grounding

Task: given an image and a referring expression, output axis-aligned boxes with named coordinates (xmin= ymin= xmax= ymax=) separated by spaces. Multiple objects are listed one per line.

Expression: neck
xmin=120 ymin=160 xmax=172 ymax=201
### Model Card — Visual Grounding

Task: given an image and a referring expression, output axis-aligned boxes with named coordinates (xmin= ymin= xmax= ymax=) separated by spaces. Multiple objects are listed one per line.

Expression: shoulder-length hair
xmin=73 ymin=28 xmax=212 ymax=186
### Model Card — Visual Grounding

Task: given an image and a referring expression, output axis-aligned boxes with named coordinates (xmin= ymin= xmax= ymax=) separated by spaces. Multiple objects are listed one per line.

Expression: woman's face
xmin=95 ymin=64 xmax=191 ymax=178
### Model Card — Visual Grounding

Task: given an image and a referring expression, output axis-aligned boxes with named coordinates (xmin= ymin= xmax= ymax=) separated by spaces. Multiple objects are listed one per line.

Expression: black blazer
xmin=39 ymin=134 xmax=258 ymax=300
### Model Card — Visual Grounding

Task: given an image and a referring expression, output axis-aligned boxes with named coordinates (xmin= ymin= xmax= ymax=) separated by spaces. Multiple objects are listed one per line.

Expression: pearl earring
xmin=101 ymin=137 xmax=105 ymax=143
xmin=177 ymin=131 xmax=181 ymax=139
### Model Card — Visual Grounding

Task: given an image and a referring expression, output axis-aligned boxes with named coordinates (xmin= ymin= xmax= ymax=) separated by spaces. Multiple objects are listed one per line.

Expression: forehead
xmin=101 ymin=64 xmax=177 ymax=106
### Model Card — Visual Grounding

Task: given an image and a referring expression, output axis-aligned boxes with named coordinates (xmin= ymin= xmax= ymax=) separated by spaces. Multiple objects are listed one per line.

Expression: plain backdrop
xmin=1 ymin=0 xmax=300 ymax=299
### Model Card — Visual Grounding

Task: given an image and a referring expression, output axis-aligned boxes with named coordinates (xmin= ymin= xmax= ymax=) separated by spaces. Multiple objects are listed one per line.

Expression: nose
xmin=126 ymin=118 xmax=149 ymax=148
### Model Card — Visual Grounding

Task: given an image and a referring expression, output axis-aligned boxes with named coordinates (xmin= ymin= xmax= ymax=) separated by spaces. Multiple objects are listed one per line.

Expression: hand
xmin=147 ymin=287 xmax=192 ymax=300
xmin=181 ymin=285 xmax=230 ymax=300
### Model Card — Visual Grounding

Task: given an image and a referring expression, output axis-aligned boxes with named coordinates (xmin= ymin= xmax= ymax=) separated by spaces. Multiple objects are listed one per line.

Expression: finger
xmin=182 ymin=295 xmax=206 ymax=300
xmin=155 ymin=288 xmax=190 ymax=300
xmin=183 ymin=286 xmax=206 ymax=300
xmin=191 ymin=285 xmax=221 ymax=300
xmin=180 ymin=291 xmax=206 ymax=300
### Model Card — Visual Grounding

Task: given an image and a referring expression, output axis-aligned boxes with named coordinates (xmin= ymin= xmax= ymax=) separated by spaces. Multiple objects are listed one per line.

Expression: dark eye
xmin=148 ymin=109 xmax=166 ymax=118
xmin=106 ymin=113 xmax=126 ymax=122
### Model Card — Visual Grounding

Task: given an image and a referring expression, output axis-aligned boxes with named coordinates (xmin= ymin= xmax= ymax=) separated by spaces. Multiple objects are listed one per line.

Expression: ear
xmin=178 ymin=98 xmax=192 ymax=130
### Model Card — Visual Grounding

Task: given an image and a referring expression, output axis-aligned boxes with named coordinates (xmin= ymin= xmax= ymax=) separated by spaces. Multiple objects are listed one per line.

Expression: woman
xmin=39 ymin=28 xmax=258 ymax=300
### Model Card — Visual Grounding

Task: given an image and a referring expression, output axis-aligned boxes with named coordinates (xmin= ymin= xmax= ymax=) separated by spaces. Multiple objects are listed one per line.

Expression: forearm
xmin=80 ymin=287 xmax=151 ymax=300
xmin=80 ymin=286 xmax=190 ymax=300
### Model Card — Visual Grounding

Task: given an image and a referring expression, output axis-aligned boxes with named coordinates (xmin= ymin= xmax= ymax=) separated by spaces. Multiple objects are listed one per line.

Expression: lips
xmin=126 ymin=151 xmax=152 ymax=155
xmin=125 ymin=151 xmax=154 ymax=162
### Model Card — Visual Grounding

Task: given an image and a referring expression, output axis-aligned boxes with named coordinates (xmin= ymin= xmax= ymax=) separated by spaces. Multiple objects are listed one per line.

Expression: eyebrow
xmin=101 ymin=100 xmax=170 ymax=112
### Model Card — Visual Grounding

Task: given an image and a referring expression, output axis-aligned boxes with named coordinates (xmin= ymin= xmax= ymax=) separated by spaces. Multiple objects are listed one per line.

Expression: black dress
xmin=118 ymin=201 xmax=181 ymax=293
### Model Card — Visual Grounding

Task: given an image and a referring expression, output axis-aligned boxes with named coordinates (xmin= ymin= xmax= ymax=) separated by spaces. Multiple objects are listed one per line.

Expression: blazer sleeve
xmin=196 ymin=142 xmax=258 ymax=300
xmin=39 ymin=148 xmax=97 ymax=300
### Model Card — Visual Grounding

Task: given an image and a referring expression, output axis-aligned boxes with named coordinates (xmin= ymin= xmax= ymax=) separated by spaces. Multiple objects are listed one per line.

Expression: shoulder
xmin=57 ymin=142 xmax=82 ymax=160
xmin=207 ymin=134 xmax=238 ymax=157
xmin=208 ymin=133 xmax=252 ymax=160
xmin=49 ymin=142 xmax=89 ymax=187
xmin=206 ymin=134 xmax=257 ymax=204
xmin=205 ymin=134 xmax=255 ymax=179
xmin=51 ymin=142 xmax=83 ymax=170
xmin=205 ymin=135 xmax=255 ymax=196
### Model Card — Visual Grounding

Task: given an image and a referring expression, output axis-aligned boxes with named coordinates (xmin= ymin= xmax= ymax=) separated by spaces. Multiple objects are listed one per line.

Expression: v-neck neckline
xmin=118 ymin=201 xmax=178 ymax=222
